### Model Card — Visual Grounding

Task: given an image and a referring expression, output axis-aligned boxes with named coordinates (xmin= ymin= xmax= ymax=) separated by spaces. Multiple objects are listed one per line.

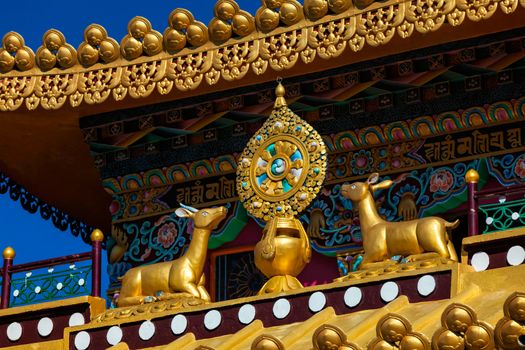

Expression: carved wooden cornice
xmin=0 ymin=0 xmax=524 ymax=112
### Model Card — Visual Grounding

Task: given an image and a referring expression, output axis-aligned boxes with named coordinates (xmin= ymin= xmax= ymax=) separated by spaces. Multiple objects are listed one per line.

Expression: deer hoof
xmin=144 ymin=296 xmax=157 ymax=303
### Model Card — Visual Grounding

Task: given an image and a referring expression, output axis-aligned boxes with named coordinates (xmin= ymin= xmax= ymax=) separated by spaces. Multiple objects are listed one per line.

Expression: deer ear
xmin=370 ymin=180 xmax=393 ymax=193
xmin=175 ymin=207 xmax=193 ymax=218
xmin=367 ymin=173 xmax=379 ymax=184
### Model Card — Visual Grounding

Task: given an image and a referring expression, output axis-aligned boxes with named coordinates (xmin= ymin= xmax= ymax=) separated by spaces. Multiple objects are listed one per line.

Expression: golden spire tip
xmin=274 ymin=78 xmax=287 ymax=109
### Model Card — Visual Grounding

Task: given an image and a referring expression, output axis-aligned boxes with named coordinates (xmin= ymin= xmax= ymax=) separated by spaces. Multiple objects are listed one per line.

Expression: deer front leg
xmin=179 ymin=282 xmax=201 ymax=300
xmin=197 ymin=274 xmax=211 ymax=302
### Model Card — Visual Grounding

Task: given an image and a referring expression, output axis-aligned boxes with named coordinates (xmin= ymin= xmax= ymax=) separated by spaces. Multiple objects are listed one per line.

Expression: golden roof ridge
xmin=0 ymin=0 xmax=523 ymax=111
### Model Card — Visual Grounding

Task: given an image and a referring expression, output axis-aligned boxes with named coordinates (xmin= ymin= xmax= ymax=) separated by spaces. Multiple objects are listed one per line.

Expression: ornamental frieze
xmin=1 ymin=0 xmax=524 ymax=111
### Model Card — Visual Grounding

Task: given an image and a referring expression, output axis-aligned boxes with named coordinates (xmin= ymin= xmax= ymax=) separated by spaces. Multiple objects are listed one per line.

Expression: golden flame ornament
xmin=236 ymin=81 xmax=327 ymax=294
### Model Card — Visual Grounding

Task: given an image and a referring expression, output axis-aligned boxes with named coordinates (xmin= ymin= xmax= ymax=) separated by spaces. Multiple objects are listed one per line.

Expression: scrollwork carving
xmin=307 ymin=17 xmax=354 ymax=61
xmin=32 ymin=74 xmax=78 ymax=110
xmin=121 ymin=60 xmax=166 ymax=98
xmin=357 ymin=4 xmax=406 ymax=47
xmin=432 ymin=303 xmax=495 ymax=350
xmin=166 ymin=51 xmax=213 ymax=91
xmin=0 ymin=76 xmax=36 ymax=111
xmin=259 ymin=28 xmax=308 ymax=72
xmin=75 ymin=67 xmax=122 ymax=106
xmin=456 ymin=0 xmax=498 ymax=21
xmin=78 ymin=24 xmax=119 ymax=67
xmin=211 ymin=40 xmax=259 ymax=82
xmin=402 ymin=0 xmax=456 ymax=35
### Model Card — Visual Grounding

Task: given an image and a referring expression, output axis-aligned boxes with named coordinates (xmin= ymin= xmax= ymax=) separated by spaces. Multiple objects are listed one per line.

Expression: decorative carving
xmin=237 ymin=84 xmax=327 ymax=220
xmin=0 ymin=32 xmax=34 ymax=73
xmin=76 ymin=67 xmax=122 ymax=106
xmin=121 ymin=60 xmax=166 ymax=99
xmin=495 ymin=292 xmax=525 ymax=350
xmin=307 ymin=17 xmax=354 ymax=61
xmin=341 ymin=173 xmax=458 ymax=269
xmin=259 ymin=28 xmax=308 ymax=72
xmin=209 ymin=0 xmax=255 ymax=43
xmin=456 ymin=0 xmax=498 ymax=21
xmin=313 ymin=324 xmax=362 ymax=350
xmin=369 ymin=314 xmax=430 ymax=350
xmin=164 ymin=9 xmax=208 ymax=52
xmin=117 ymin=204 xmax=227 ymax=306
xmin=94 ymin=295 xmax=205 ymax=322
xmin=433 ymin=303 xmax=495 ymax=350
xmin=237 ymin=82 xmax=326 ymax=294
xmin=304 ymin=0 xmax=352 ymax=19
xmin=35 ymin=30 xmax=76 ymax=70
xmin=0 ymin=0 xmax=522 ymax=110
xmin=165 ymin=51 xmax=213 ymax=92
xmin=210 ymin=40 xmax=259 ymax=83
xmin=256 ymin=0 xmax=304 ymax=32
xmin=121 ymin=17 xmax=162 ymax=60
xmin=32 ymin=73 xmax=78 ymax=110
xmin=401 ymin=0 xmax=456 ymax=36
xmin=357 ymin=4 xmax=406 ymax=47
xmin=251 ymin=334 xmax=285 ymax=350
xmin=78 ymin=24 xmax=119 ymax=67
xmin=0 ymin=76 xmax=36 ymax=111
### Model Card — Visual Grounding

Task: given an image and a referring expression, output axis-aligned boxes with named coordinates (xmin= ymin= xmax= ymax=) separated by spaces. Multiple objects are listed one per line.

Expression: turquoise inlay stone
xmin=283 ymin=179 xmax=292 ymax=193
xmin=314 ymin=167 xmax=320 ymax=174
xmin=257 ymin=173 xmax=267 ymax=185
xmin=267 ymin=143 xmax=275 ymax=155
xmin=290 ymin=150 xmax=301 ymax=161
xmin=242 ymin=181 xmax=248 ymax=188
xmin=271 ymin=158 xmax=286 ymax=176
xmin=295 ymin=126 xmax=302 ymax=131
xmin=277 ymin=206 xmax=282 ymax=211
xmin=256 ymin=135 xmax=262 ymax=141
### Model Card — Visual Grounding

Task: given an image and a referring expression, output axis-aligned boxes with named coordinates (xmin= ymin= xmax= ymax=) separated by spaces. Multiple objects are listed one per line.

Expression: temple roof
xmin=0 ymin=0 xmax=523 ymax=113
xmin=0 ymin=0 xmax=524 ymax=232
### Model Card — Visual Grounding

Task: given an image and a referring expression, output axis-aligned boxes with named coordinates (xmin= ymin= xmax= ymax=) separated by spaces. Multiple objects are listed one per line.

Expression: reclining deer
xmin=341 ymin=173 xmax=458 ymax=269
xmin=117 ymin=204 xmax=227 ymax=307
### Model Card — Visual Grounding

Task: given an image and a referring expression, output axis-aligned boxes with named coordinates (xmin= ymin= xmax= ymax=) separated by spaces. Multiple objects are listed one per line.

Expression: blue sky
xmin=0 ymin=0 xmax=259 ymax=49
xmin=0 ymin=0 xmax=260 ymax=301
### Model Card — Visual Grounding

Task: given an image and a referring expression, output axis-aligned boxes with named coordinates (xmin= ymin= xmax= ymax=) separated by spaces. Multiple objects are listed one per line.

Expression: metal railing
xmin=466 ymin=169 xmax=525 ymax=236
xmin=0 ymin=229 xmax=103 ymax=308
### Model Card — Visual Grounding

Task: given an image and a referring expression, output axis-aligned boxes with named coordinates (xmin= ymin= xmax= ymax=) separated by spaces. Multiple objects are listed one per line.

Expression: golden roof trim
xmin=1 ymin=0 xmax=523 ymax=112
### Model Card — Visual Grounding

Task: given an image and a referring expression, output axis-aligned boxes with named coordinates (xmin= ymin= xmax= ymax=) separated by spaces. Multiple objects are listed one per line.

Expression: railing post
xmin=466 ymin=169 xmax=479 ymax=236
xmin=91 ymin=229 xmax=104 ymax=298
xmin=1 ymin=247 xmax=15 ymax=309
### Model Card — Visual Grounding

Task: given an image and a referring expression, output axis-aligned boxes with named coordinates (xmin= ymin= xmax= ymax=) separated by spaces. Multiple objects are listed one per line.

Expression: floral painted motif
xmin=429 ymin=170 xmax=454 ymax=193
xmin=156 ymin=222 xmax=177 ymax=248
xmin=514 ymin=155 xmax=525 ymax=179
xmin=351 ymin=149 xmax=373 ymax=175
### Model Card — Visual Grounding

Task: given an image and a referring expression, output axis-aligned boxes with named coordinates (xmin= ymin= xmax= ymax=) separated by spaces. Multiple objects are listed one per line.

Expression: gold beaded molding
xmin=0 ymin=0 xmax=524 ymax=111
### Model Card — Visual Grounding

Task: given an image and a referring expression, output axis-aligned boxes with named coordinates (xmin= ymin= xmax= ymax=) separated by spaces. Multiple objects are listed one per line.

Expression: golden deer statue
xmin=117 ymin=204 xmax=227 ymax=307
xmin=341 ymin=173 xmax=458 ymax=269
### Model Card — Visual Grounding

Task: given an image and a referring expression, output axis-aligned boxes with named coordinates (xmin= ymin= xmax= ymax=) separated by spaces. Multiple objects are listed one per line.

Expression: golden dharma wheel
xmin=236 ymin=84 xmax=327 ymax=221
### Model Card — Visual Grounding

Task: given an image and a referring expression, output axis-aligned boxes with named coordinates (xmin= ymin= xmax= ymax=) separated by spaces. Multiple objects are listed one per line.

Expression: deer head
xmin=341 ymin=173 xmax=393 ymax=202
xmin=175 ymin=204 xmax=228 ymax=230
